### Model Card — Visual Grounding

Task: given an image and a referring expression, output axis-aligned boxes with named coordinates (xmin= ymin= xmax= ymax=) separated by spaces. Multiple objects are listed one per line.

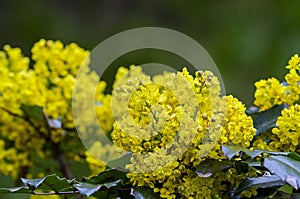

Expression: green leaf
xmin=21 ymin=174 xmax=73 ymax=192
xmin=278 ymin=184 xmax=293 ymax=194
xmin=253 ymin=104 xmax=285 ymax=136
xmin=134 ymin=187 xmax=161 ymax=199
xmin=74 ymin=180 xmax=119 ymax=197
xmin=264 ymin=156 xmax=300 ymax=189
xmin=287 ymin=151 xmax=300 ymax=161
xmin=235 ymin=161 xmax=250 ymax=173
xmin=0 ymin=187 xmax=29 ymax=194
xmin=221 ymin=145 xmax=263 ymax=159
xmin=236 ymin=175 xmax=284 ymax=194
xmin=222 ymin=144 xmax=289 ymax=160
xmin=20 ymin=104 xmax=48 ymax=127
xmin=85 ymin=169 xmax=128 ymax=184
xmin=37 ymin=174 xmax=74 ymax=192
xmin=195 ymin=159 xmax=233 ymax=176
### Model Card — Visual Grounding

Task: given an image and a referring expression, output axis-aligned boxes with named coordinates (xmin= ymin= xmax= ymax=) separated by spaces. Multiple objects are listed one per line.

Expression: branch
xmin=53 ymin=143 xmax=74 ymax=179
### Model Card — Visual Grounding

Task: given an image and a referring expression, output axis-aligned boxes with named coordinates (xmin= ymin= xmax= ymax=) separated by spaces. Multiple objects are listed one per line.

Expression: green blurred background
xmin=1 ymin=1 xmax=300 ymax=105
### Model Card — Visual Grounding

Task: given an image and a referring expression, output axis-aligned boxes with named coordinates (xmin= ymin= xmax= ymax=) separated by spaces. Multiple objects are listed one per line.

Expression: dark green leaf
xmin=278 ymin=184 xmax=293 ymax=194
xmin=222 ymin=145 xmax=263 ymax=159
xmin=92 ymin=181 xmax=133 ymax=199
xmin=38 ymin=174 xmax=74 ymax=192
xmin=222 ymin=145 xmax=289 ymax=160
xmin=85 ymin=169 xmax=128 ymax=184
xmin=235 ymin=161 xmax=249 ymax=173
xmin=287 ymin=151 xmax=300 ymax=161
xmin=253 ymin=104 xmax=285 ymax=136
xmin=74 ymin=180 xmax=119 ymax=197
xmin=195 ymin=159 xmax=233 ymax=175
xmin=21 ymin=175 xmax=73 ymax=192
xmin=264 ymin=156 xmax=300 ymax=189
xmin=0 ymin=187 xmax=29 ymax=194
xmin=134 ymin=187 xmax=161 ymax=199
xmin=236 ymin=175 xmax=284 ymax=194
xmin=20 ymin=104 xmax=49 ymax=127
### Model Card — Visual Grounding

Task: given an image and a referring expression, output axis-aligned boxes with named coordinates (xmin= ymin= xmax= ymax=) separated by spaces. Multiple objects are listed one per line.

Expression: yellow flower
xmin=286 ymin=54 xmax=300 ymax=70
xmin=254 ymin=77 xmax=286 ymax=111
xmin=271 ymin=104 xmax=300 ymax=151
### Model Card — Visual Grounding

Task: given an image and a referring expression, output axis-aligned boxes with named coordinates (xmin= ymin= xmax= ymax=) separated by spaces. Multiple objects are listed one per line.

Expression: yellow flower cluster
xmin=0 ymin=140 xmax=28 ymax=178
xmin=0 ymin=39 xmax=263 ymax=198
xmin=253 ymin=54 xmax=300 ymax=153
xmin=110 ymin=66 xmax=256 ymax=198
xmin=254 ymin=78 xmax=286 ymax=111
xmin=254 ymin=54 xmax=300 ymax=111
xmin=207 ymin=95 xmax=256 ymax=160
xmin=0 ymin=39 xmax=114 ymax=178
xmin=272 ymin=104 xmax=300 ymax=151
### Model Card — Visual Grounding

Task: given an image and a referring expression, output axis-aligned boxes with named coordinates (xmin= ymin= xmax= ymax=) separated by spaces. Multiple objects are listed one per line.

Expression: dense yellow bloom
xmin=0 ymin=39 xmax=114 ymax=178
xmin=254 ymin=78 xmax=286 ymax=111
xmin=109 ymin=66 xmax=256 ymax=198
xmin=0 ymin=140 xmax=29 ymax=179
xmin=254 ymin=54 xmax=300 ymax=110
xmin=208 ymin=95 xmax=256 ymax=159
xmin=271 ymin=104 xmax=300 ymax=151
xmin=253 ymin=54 xmax=300 ymax=153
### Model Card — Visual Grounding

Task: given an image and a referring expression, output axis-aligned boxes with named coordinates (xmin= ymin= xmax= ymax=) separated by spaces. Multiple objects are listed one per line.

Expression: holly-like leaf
xmin=253 ymin=104 xmax=285 ymax=136
xmin=221 ymin=145 xmax=263 ymax=159
xmin=0 ymin=187 xmax=29 ymax=194
xmin=195 ymin=159 xmax=233 ymax=176
xmin=74 ymin=180 xmax=119 ymax=197
xmin=134 ymin=187 xmax=161 ymax=199
xmin=85 ymin=169 xmax=128 ymax=184
xmin=222 ymin=145 xmax=289 ymax=160
xmin=38 ymin=174 xmax=74 ymax=192
xmin=236 ymin=175 xmax=285 ymax=194
xmin=21 ymin=175 xmax=74 ymax=193
xmin=264 ymin=156 xmax=300 ymax=189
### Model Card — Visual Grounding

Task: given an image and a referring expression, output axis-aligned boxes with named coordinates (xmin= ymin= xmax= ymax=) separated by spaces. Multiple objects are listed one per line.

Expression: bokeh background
xmin=1 ymin=1 xmax=300 ymax=105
